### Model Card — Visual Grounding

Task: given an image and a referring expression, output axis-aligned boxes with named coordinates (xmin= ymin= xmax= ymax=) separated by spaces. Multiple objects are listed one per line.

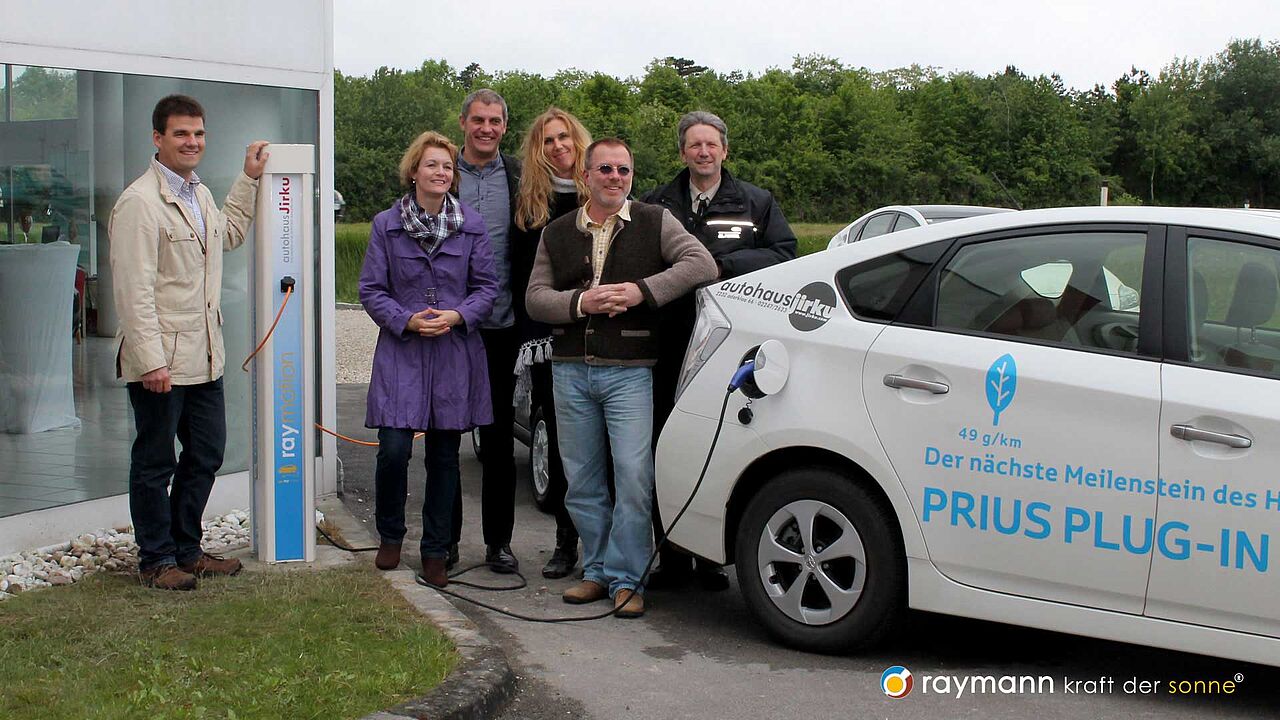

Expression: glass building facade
xmin=0 ymin=66 xmax=319 ymax=518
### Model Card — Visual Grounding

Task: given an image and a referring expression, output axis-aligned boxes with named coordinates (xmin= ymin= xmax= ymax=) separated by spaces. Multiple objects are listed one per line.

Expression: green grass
xmin=0 ymin=564 xmax=455 ymax=720
xmin=336 ymin=222 xmax=370 ymax=304
xmin=333 ymin=220 xmax=841 ymax=304
xmin=793 ymin=223 xmax=845 ymax=256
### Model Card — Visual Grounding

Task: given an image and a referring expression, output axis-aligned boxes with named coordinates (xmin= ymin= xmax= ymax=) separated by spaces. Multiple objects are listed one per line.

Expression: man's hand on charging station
xmin=141 ymin=367 xmax=172 ymax=394
xmin=408 ymin=308 xmax=462 ymax=337
xmin=243 ymin=141 xmax=271 ymax=180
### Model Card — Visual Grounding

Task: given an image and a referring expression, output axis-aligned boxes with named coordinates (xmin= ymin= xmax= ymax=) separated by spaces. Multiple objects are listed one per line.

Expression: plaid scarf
xmin=399 ymin=192 xmax=464 ymax=255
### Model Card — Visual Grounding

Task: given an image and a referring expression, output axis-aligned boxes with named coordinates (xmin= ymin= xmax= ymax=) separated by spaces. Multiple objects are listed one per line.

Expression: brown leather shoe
xmin=179 ymin=552 xmax=243 ymax=577
xmin=613 ymin=588 xmax=645 ymax=618
xmin=140 ymin=564 xmax=197 ymax=591
xmin=375 ymin=542 xmax=402 ymax=570
xmin=562 ymin=579 xmax=609 ymax=605
xmin=420 ymin=557 xmax=448 ymax=587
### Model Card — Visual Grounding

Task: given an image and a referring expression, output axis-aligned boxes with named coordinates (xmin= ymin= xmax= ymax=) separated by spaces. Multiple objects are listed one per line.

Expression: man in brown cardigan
xmin=525 ymin=138 xmax=716 ymax=618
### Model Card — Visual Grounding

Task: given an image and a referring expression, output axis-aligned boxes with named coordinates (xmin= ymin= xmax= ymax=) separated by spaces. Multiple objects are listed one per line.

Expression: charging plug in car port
xmin=730 ymin=345 xmax=770 ymax=399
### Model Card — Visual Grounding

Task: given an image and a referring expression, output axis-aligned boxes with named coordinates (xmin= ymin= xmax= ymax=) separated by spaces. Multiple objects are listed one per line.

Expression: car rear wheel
xmin=528 ymin=407 xmax=563 ymax=513
xmin=734 ymin=468 xmax=903 ymax=654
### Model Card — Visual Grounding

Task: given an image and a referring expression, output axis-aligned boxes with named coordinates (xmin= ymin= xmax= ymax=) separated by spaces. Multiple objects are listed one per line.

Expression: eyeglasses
xmin=592 ymin=164 xmax=632 ymax=177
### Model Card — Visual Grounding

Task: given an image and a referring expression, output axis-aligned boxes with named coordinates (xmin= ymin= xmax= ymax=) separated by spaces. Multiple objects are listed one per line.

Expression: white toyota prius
xmin=655 ymin=206 xmax=1280 ymax=666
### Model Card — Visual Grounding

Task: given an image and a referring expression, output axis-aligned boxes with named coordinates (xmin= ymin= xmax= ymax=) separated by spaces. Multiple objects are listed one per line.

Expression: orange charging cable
xmin=243 ymin=284 xmax=422 ymax=446
xmin=242 ymin=285 xmax=293 ymax=372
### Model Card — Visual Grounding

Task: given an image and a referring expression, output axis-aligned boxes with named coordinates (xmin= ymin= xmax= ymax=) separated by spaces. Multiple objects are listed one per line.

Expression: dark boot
xmin=542 ymin=528 xmax=579 ymax=579
xmin=445 ymin=543 xmax=459 ymax=570
xmin=646 ymin=550 xmax=694 ymax=590
xmin=420 ymin=557 xmax=449 ymax=587
xmin=375 ymin=542 xmax=402 ymax=571
xmin=485 ymin=544 xmax=519 ymax=574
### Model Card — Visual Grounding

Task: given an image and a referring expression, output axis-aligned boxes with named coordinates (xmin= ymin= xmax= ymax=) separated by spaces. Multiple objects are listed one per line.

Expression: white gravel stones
xmin=0 ymin=509 xmax=252 ymax=600
xmin=335 ymin=307 xmax=378 ymax=384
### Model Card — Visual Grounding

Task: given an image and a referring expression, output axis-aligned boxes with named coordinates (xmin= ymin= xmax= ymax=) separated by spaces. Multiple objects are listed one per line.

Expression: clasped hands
xmin=408 ymin=308 xmax=462 ymax=337
xmin=581 ymin=282 xmax=643 ymax=317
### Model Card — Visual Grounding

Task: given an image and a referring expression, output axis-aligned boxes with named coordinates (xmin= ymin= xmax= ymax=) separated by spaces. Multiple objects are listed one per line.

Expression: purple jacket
xmin=360 ymin=200 xmax=498 ymax=431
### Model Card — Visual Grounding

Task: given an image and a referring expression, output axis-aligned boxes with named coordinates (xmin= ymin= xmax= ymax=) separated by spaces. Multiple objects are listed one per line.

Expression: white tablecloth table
xmin=0 ymin=242 xmax=82 ymax=433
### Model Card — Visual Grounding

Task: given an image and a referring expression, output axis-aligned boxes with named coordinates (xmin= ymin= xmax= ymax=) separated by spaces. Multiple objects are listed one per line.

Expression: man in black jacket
xmin=642 ymin=110 xmax=797 ymax=590
xmin=452 ymin=89 xmax=523 ymax=574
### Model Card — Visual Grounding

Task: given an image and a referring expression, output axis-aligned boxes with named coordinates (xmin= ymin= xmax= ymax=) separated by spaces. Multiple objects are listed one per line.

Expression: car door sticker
xmin=713 ymin=280 xmax=836 ymax=332
xmin=913 ymin=354 xmax=1271 ymax=574
xmin=985 ymin=353 xmax=1017 ymax=426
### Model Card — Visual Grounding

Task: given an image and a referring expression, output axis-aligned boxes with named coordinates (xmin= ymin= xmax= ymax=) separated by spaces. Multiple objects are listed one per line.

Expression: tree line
xmin=335 ymin=39 xmax=1280 ymax=223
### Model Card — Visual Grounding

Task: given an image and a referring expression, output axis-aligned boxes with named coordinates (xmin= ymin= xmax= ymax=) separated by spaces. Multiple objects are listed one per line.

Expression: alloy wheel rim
xmin=756 ymin=499 xmax=867 ymax=626
xmin=531 ymin=419 xmax=550 ymax=497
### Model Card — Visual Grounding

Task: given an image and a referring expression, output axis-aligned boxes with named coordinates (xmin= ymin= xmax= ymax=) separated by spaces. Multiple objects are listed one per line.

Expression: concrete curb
xmin=317 ymin=498 xmax=517 ymax=720
xmin=336 ymin=302 xmax=362 ymax=310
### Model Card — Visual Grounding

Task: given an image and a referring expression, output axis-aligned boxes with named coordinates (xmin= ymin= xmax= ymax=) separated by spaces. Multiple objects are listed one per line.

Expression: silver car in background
xmin=827 ymin=204 xmax=1013 ymax=250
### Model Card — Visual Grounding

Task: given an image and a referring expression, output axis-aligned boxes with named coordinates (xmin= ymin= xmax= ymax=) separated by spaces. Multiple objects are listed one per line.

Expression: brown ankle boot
xmin=375 ymin=542 xmax=402 ymax=570
xmin=420 ymin=557 xmax=448 ymax=587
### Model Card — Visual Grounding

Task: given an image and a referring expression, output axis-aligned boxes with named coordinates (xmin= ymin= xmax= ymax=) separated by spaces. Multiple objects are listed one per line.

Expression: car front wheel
xmin=735 ymin=468 xmax=903 ymax=654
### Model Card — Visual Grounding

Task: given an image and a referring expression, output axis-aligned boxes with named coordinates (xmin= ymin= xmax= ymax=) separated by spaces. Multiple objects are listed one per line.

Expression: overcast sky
xmin=334 ymin=0 xmax=1279 ymax=91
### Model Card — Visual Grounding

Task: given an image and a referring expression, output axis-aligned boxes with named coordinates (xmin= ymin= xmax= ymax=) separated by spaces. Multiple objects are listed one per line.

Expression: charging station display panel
xmin=268 ymin=172 xmax=306 ymax=560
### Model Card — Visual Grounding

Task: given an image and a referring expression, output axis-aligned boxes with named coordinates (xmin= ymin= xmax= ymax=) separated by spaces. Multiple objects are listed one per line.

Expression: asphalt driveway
xmin=335 ymin=383 xmax=1279 ymax=720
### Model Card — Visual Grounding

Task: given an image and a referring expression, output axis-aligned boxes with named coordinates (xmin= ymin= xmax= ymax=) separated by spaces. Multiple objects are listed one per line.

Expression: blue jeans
xmin=374 ymin=428 xmax=461 ymax=559
xmin=127 ymin=379 xmax=225 ymax=572
xmin=552 ymin=362 xmax=654 ymax=596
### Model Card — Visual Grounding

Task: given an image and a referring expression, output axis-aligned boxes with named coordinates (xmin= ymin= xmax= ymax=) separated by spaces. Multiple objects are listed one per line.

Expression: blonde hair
xmin=398 ymin=131 xmax=459 ymax=194
xmin=515 ymin=107 xmax=591 ymax=231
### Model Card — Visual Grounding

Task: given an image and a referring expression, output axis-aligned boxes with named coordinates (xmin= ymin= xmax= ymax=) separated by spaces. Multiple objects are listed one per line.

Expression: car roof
xmin=913 ymin=205 xmax=1015 ymax=220
xmin=808 ymin=206 xmax=1280 ymax=276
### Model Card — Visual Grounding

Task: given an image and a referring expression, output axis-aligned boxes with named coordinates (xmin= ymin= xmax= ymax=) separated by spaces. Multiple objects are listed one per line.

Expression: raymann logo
xmin=879 ymin=667 xmax=1057 ymax=699
xmin=881 ymin=665 xmax=913 ymax=699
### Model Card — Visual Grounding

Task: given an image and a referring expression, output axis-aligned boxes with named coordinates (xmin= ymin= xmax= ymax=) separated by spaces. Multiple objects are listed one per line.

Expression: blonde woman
xmin=509 ymin=107 xmax=592 ymax=579
xmin=359 ymin=130 xmax=498 ymax=586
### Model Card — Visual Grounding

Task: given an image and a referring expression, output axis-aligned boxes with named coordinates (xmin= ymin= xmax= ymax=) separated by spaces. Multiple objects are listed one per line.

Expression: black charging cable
xmin=316 ymin=524 xmax=530 ymax=589
xmin=322 ymin=360 xmax=751 ymax=621
xmin=412 ymin=388 xmax=736 ymax=623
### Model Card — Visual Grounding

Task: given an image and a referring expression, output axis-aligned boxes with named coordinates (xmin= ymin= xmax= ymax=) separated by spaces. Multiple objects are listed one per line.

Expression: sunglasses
xmin=592 ymin=163 xmax=632 ymax=177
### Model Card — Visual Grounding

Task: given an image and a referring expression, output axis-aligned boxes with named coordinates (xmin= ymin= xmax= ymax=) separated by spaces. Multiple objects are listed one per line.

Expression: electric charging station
xmin=252 ymin=144 xmax=316 ymax=563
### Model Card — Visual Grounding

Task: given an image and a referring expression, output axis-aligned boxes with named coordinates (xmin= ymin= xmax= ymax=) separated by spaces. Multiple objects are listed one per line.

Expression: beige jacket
xmin=109 ymin=157 xmax=258 ymax=384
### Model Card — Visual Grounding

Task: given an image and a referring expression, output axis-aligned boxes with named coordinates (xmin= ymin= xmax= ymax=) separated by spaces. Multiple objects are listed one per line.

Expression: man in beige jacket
xmin=110 ymin=94 xmax=268 ymax=591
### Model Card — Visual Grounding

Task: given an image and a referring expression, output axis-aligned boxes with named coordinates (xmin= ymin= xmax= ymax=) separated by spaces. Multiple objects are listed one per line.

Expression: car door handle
xmin=1170 ymin=424 xmax=1252 ymax=449
xmin=883 ymin=374 xmax=949 ymax=394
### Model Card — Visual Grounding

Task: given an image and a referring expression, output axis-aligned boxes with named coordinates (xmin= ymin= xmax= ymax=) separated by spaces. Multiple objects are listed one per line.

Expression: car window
xmin=856 ymin=213 xmax=896 ymax=242
xmin=837 ymin=241 xmax=950 ymax=322
xmin=896 ymin=213 xmax=920 ymax=230
xmin=933 ymin=231 xmax=1146 ymax=352
xmin=1186 ymin=236 xmax=1280 ymax=377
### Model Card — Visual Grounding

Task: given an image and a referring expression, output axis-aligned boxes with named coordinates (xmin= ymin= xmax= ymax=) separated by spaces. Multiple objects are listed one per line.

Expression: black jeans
xmin=375 ymin=428 xmax=461 ymax=559
xmin=454 ymin=326 xmax=519 ymax=548
xmin=127 ymin=378 xmax=226 ymax=572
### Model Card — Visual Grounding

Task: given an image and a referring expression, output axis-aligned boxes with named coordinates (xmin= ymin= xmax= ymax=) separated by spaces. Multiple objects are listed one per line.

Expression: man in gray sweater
xmin=526 ymin=138 xmax=716 ymax=618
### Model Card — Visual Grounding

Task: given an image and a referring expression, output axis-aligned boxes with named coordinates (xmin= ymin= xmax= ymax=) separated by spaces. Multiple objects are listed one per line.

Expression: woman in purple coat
xmin=359 ymin=130 xmax=498 ymax=586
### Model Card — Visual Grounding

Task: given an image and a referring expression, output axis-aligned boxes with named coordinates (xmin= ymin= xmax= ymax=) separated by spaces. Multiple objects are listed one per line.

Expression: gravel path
xmin=335 ymin=306 xmax=378 ymax=384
